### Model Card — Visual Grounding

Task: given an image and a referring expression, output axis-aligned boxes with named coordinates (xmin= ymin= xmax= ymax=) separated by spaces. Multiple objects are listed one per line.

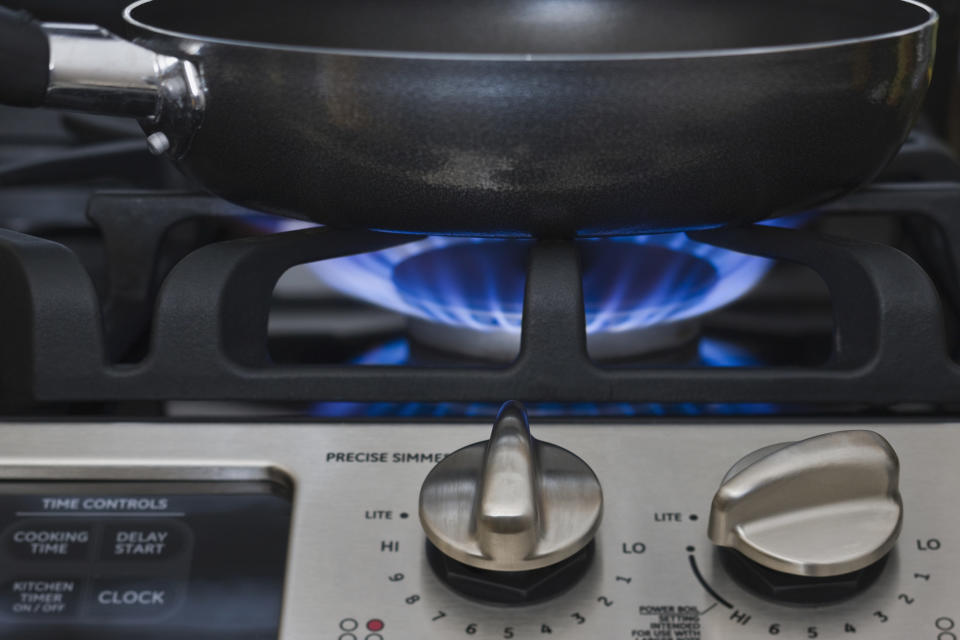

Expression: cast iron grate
xmin=1 ymin=184 xmax=960 ymax=406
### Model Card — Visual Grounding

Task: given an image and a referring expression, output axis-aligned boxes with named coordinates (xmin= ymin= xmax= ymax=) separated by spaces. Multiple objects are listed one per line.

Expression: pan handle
xmin=0 ymin=7 xmax=50 ymax=107
xmin=0 ymin=6 xmax=204 ymax=156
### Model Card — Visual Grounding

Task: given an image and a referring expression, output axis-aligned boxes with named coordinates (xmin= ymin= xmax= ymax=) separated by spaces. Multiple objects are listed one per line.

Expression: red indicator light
xmin=367 ymin=619 xmax=385 ymax=632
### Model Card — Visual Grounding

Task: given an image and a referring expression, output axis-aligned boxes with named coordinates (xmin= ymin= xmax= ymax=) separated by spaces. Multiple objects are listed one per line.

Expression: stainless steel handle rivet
xmin=146 ymin=132 xmax=170 ymax=155
xmin=419 ymin=401 xmax=603 ymax=572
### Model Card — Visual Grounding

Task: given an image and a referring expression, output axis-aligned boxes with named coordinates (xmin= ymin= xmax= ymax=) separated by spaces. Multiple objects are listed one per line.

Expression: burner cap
xmin=408 ymin=316 xmax=700 ymax=362
xmin=393 ymin=241 xmax=715 ymax=360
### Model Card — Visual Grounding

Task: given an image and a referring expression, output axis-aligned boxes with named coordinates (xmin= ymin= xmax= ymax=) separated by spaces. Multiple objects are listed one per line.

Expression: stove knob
xmin=420 ymin=401 xmax=602 ymax=604
xmin=708 ymin=430 xmax=902 ymax=604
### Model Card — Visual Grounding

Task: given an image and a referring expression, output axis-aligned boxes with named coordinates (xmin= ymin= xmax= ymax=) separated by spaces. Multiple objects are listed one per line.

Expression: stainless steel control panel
xmin=0 ymin=421 xmax=956 ymax=640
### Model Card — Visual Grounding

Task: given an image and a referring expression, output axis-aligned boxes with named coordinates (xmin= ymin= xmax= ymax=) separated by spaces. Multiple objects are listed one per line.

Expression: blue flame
xmin=304 ymin=217 xmax=804 ymax=336
xmin=352 ymin=336 xmax=765 ymax=368
xmin=309 ymin=337 xmax=781 ymax=417
xmin=310 ymin=399 xmax=781 ymax=418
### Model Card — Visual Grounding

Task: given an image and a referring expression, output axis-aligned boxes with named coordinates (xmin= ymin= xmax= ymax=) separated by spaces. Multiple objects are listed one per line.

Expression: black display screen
xmin=0 ymin=481 xmax=291 ymax=639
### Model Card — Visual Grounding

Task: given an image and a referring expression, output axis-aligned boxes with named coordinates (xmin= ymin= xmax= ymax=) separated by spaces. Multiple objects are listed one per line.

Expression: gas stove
xmin=2 ymin=83 xmax=960 ymax=640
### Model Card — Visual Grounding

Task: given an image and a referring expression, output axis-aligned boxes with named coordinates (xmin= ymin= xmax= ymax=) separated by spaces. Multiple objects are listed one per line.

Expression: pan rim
xmin=123 ymin=0 xmax=938 ymax=62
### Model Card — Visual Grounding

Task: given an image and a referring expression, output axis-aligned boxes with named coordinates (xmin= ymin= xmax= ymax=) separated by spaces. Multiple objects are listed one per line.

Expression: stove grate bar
xmin=1 ymin=188 xmax=959 ymax=406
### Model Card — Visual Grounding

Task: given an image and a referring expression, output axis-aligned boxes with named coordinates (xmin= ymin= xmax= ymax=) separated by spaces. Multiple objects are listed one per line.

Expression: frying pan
xmin=0 ymin=0 xmax=939 ymax=236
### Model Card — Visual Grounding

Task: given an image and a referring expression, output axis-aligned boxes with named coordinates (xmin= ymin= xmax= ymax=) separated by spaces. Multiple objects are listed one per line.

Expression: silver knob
xmin=708 ymin=430 xmax=902 ymax=577
xmin=419 ymin=401 xmax=603 ymax=572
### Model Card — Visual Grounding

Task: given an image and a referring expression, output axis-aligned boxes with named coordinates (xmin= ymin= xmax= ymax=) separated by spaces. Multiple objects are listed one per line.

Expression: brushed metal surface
xmin=419 ymin=402 xmax=603 ymax=570
xmin=42 ymin=22 xmax=205 ymax=156
xmin=708 ymin=431 xmax=903 ymax=577
xmin=0 ymin=420 xmax=956 ymax=639
xmin=45 ymin=23 xmax=164 ymax=118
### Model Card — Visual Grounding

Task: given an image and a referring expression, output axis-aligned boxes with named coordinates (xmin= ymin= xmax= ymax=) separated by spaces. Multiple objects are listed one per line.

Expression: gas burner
xmin=399 ymin=241 xmax=709 ymax=360
xmin=308 ymin=218 xmax=805 ymax=361
xmin=2 ymin=187 xmax=960 ymax=409
xmin=408 ymin=316 xmax=701 ymax=362
xmin=306 ymin=337 xmax=782 ymax=418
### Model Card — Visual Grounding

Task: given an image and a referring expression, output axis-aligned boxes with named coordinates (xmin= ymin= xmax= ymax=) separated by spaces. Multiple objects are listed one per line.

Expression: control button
xmin=100 ymin=521 xmax=188 ymax=561
xmin=366 ymin=618 xmax=384 ymax=631
xmin=88 ymin=578 xmax=181 ymax=620
xmin=708 ymin=431 xmax=902 ymax=603
xmin=0 ymin=578 xmax=81 ymax=619
xmin=420 ymin=401 xmax=602 ymax=603
xmin=339 ymin=635 xmax=357 ymax=640
xmin=5 ymin=523 xmax=93 ymax=561
xmin=339 ymin=618 xmax=359 ymax=631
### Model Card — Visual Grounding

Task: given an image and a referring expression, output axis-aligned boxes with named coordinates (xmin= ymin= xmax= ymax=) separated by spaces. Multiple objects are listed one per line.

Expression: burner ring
xmin=408 ymin=316 xmax=700 ymax=362
xmin=307 ymin=219 xmax=807 ymax=350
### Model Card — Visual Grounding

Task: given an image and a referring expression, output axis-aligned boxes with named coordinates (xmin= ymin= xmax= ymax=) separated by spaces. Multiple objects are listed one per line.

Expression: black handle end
xmin=0 ymin=6 xmax=50 ymax=107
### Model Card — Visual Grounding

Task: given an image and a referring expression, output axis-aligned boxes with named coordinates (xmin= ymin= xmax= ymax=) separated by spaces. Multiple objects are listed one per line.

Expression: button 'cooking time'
xmin=6 ymin=524 xmax=92 ymax=560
